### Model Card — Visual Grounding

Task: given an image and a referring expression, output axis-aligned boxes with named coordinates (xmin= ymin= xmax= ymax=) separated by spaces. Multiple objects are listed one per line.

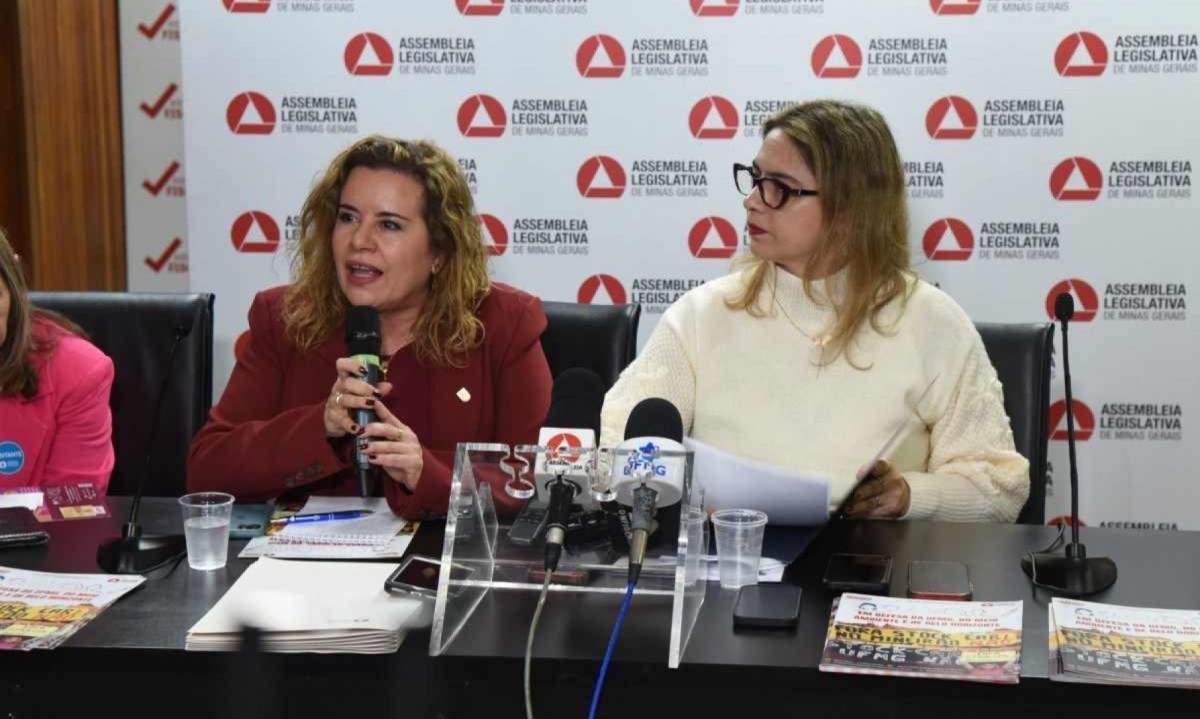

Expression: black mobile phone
xmin=508 ymin=501 xmax=548 ymax=546
xmin=0 ymin=507 xmax=49 ymax=549
xmin=733 ymin=584 xmax=802 ymax=629
xmin=822 ymin=553 xmax=893 ymax=594
xmin=907 ymin=560 xmax=972 ymax=601
xmin=384 ymin=555 xmax=473 ymax=598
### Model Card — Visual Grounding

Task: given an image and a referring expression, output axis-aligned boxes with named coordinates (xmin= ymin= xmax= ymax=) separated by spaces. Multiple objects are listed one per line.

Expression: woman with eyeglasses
xmin=600 ymin=100 xmax=1028 ymax=522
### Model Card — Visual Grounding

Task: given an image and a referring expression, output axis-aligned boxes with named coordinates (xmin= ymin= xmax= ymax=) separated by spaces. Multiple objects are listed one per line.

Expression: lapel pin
xmin=456 ymin=387 xmax=472 ymax=403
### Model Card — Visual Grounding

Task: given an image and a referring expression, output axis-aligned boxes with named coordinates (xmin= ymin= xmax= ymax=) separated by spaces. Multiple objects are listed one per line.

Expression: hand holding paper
xmin=839 ymin=375 xmax=939 ymax=520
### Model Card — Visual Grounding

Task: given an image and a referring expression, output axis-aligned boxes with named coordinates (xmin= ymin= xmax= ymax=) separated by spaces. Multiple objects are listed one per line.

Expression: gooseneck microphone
xmin=1056 ymin=292 xmax=1083 ymax=552
xmin=538 ymin=368 xmax=606 ymax=573
xmin=97 ymin=321 xmax=192 ymax=574
xmin=346 ymin=306 xmax=382 ymax=498
xmin=618 ymin=398 xmax=684 ymax=584
xmin=1019 ymin=291 xmax=1118 ymax=596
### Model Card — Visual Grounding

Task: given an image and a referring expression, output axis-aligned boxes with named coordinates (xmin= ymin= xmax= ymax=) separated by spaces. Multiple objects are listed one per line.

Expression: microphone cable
xmin=524 ymin=571 xmax=553 ymax=719
xmin=1024 ymin=521 xmax=1068 ymax=591
xmin=587 ymin=580 xmax=636 ymax=719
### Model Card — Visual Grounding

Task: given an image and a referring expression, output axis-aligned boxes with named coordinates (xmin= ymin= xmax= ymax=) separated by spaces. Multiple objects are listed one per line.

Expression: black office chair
xmin=29 ymin=292 xmax=215 ymax=497
xmin=975 ymin=322 xmax=1055 ymax=525
xmin=539 ymin=301 xmax=641 ymax=389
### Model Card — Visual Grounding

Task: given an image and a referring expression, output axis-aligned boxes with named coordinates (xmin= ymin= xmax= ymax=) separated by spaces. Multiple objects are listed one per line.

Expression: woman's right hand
xmin=324 ymin=357 xmax=393 ymax=437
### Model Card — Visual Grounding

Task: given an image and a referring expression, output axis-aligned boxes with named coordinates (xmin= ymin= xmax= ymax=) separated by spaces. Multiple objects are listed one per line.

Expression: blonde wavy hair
xmin=727 ymin=100 xmax=913 ymax=366
xmin=283 ymin=136 xmax=489 ymax=367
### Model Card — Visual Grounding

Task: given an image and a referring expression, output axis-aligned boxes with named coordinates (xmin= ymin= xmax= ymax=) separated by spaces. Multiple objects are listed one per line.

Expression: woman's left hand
xmin=358 ymin=401 xmax=424 ymax=492
xmin=844 ymin=460 xmax=910 ymax=519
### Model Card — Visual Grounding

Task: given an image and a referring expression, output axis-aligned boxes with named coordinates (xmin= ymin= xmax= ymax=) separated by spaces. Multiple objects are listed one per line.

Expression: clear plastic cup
xmin=711 ymin=508 xmax=768 ymax=590
xmin=179 ymin=492 xmax=235 ymax=570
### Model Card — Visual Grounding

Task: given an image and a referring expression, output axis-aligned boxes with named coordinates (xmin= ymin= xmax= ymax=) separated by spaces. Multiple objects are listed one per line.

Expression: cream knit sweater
xmin=600 ymin=264 xmax=1030 ymax=522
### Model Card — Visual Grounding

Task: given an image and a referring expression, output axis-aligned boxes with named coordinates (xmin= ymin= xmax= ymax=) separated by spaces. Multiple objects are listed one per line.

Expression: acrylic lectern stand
xmin=429 ymin=443 xmax=706 ymax=668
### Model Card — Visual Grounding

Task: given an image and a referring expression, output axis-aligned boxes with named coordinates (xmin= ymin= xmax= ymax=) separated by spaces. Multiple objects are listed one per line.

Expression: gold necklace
xmin=379 ymin=333 xmax=414 ymax=373
xmin=773 ymin=297 xmax=831 ymax=348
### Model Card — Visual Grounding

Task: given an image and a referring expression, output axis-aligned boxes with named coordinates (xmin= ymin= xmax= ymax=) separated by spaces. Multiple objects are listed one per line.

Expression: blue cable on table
xmin=587 ymin=580 xmax=637 ymax=719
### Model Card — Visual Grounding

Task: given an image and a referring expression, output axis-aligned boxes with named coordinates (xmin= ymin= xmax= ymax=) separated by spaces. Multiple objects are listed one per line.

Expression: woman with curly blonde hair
xmin=188 ymin=136 xmax=552 ymax=519
xmin=601 ymin=101 xmax=1029 ymax=523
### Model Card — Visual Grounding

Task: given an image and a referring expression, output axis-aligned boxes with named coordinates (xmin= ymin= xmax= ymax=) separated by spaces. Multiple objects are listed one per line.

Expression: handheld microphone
xmin=537 ymin=368 xmax=605 ymax=572
xmin=346 ymin=306 xmax=381 ymax=498
xmin=1019 ymin=291 xmax=1117 ymax=596
xmin=97 ymin=322 xmax=192 ymax=574
xmin=613 ymin=398 xmax=685 ymax=584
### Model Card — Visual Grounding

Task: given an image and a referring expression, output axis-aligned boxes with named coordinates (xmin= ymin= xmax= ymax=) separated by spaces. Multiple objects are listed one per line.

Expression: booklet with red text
xmin=821 ymin=593 xmax=1023 ymax=684
xmin=0 ymin=566 xmax=144 ymax=650
xmin=1049 ymin=597 xmax=1200 ymax=688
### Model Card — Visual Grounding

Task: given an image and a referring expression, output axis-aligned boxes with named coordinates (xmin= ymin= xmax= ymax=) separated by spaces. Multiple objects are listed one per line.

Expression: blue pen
xmin=270 ymin=510 xmax=373 ymax=525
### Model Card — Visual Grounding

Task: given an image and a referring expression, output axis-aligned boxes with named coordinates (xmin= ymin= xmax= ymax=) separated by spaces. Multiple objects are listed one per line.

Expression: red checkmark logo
xmin=142 ymin=161 xmax=181 ymax=196
xmin=140 ymin=83 xmax=178 ymax=118
xmin=138 ymin=4 xmax=176 ymax=39
xmin=144 ymin=238 xmax=182 ymax=273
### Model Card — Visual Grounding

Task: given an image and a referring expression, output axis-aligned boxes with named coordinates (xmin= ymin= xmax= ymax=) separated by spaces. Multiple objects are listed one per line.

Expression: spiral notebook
xmin=238 ymin=496 xmax=416 ymax=559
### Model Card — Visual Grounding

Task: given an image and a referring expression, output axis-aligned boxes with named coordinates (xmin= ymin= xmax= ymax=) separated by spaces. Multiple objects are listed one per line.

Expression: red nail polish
xmin=368 ymin=454 xmax=377 ymax=461
xmin=365 ymin=399 xmax=376 ymax=407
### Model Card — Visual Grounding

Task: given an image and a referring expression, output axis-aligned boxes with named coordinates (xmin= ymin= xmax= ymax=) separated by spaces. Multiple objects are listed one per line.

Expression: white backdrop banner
xmin=179 ymin=0 xmax=1200 ymax=529
xmin=120 ymin=0 xmax=189 ymax=290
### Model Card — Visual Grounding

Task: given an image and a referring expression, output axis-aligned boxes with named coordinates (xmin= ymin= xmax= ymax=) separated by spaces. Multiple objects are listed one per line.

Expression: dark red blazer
xmin=186 ymin=283 xmax=552 ymax=520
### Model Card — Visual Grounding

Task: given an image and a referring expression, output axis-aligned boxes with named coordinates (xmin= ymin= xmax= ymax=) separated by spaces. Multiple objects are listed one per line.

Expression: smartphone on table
xmin=822 ymin=553 xmax=893 ymax=594
xmin=384 ymin=555 xmax=474 ymax=599
xmin=907 ymin=560 xmax=972 ymax=600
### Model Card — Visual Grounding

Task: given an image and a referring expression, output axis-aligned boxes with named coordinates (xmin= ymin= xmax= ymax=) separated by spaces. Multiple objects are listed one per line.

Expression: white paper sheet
xmin=684 ymin=437 xmax=831 ymax=526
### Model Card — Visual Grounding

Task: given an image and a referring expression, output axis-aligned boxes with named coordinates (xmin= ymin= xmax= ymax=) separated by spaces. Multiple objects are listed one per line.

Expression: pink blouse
xmin=0 ymin=318 xmax=115 ymax=492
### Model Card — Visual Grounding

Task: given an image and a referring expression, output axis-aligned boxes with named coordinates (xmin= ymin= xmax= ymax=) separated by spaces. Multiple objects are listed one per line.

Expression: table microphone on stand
xmin=1020 ymin=292 xmax=1117 ymax=596
xmin=97 ymin=322 xmax=191 ymax=574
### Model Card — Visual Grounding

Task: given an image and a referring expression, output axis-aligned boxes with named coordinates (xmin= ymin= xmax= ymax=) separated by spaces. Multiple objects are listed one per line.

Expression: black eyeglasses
xmin=733 ymin=163 xmax=819 ymax=209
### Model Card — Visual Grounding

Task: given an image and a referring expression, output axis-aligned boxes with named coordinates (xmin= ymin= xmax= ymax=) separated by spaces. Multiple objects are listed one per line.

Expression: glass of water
xmin=178 ymin=492 xmax=235 ymax=571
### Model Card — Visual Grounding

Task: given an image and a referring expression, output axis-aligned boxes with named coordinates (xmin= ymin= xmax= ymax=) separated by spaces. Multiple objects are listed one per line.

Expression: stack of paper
xmin=820 ymin=593 xmax=1024 ymax=684
xmin=186 ymin=557 xmax=424 ymax=654
xmin=238 ymin=496 xmax=416 ymax=559
xmin=1049 ymin=597 xmax=1200 ymax=687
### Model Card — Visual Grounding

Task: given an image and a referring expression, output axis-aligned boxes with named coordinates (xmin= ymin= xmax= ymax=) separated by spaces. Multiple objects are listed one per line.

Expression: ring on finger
xmin=334 ymin=392 xmax=343 ymax=408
